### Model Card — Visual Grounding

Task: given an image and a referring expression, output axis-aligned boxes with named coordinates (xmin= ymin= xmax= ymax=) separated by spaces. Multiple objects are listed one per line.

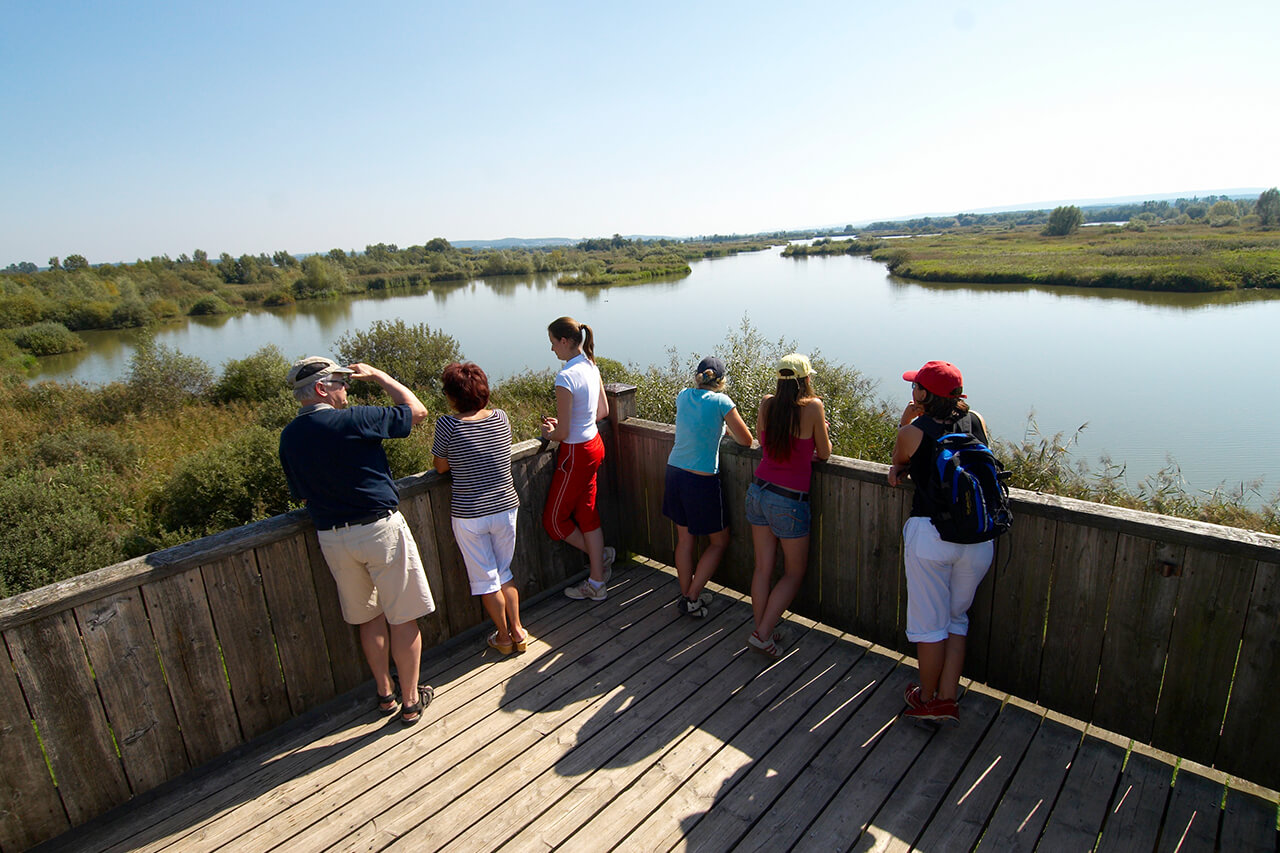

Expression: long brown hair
xmin=922 ymin=389 xmax=970 ymax=424
xmin=762 ymin=371 xmax=813 ymax=461
xmin=548 ymin=316 xmax=595 ymax=363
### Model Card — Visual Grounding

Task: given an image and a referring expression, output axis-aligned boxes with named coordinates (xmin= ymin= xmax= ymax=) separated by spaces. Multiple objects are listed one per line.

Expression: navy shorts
xmin=662 ymin=465 xmax=730 ymax=536
xmin=744 ymin=481 xmax=811 ymax=539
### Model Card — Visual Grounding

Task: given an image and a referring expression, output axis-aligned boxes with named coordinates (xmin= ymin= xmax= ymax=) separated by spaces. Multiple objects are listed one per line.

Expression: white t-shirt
xmin=554 ymin=353 xmax=602 ymax=444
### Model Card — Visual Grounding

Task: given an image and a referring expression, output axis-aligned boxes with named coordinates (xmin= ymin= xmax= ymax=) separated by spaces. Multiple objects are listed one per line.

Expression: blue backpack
xmin=912 ymin=414 xmax=1013 ymax=544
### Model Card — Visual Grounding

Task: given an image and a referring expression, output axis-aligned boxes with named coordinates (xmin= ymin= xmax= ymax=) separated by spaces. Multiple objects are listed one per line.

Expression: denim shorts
xmin=744 ymin=482 xmax=811 ymax=539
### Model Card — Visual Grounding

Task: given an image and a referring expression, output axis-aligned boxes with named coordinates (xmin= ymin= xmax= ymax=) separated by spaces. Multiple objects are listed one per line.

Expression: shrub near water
xmin=149 ymin=425 xmax=293 ymax=540
xmin=9 ymin=321 xmax=85 ymax=355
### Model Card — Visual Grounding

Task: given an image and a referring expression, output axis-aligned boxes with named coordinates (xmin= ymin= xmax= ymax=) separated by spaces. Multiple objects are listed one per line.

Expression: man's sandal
xmin=375 ymin=691 xmax=398 ymax=715
xmin=400 ymin=684 xmax=434 ymax=727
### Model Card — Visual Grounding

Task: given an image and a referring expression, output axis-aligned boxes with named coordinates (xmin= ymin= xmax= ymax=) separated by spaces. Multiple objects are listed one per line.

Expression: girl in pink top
xmin=744 ymin=353 xmax=831 ymax=658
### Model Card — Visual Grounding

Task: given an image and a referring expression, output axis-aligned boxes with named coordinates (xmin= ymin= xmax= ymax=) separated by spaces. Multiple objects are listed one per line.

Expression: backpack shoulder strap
xmin=964 ymin=411 xmax=990 ymax=445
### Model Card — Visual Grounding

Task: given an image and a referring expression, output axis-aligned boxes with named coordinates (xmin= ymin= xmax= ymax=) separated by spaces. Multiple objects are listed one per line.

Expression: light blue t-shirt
xmin=667 ymin=387 xmax=737 ymax=474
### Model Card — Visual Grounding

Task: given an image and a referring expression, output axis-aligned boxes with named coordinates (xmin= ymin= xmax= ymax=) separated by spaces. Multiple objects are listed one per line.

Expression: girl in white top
xmin=540 ymin=316 xmax=615 ymax=602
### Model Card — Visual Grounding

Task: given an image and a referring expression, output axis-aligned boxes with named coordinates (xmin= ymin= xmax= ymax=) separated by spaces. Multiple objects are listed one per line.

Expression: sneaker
xmin=565 ymin=578 xmax=607 ymax=602
xmin=904 ymin=696 xmax=959 ymax=723
xmin=904 ymin=683 xmax=927 ymax=711
xmin=681 ymin=592 xmax=713 ymax=618
xmin=601 ymin=546 xmax=616 ymax=583
xmin=746 ymin=630 xmax=782 ymax=659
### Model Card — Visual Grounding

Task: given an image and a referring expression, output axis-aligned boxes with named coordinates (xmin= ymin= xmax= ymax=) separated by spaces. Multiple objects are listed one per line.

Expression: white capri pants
xmin=451 ymin=508 xmax=519 ymax=595
xmin=903 ymin=516 xmax=994 ymax=643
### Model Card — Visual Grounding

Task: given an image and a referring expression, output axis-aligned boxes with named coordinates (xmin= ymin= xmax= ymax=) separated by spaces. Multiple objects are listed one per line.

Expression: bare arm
xmin=596 ymin=379 xmax=609 ymax=422
xmin=724 ymin=406 xmax=753 ymax=446
xmin=755 ymin=396 xmax=772 ymax=442
xmin=540 ymin=385 xmax=575 ymax=442
xmin=889 ymin=423 xmax=923 ymax=486
xmin=432 ymin=456 xmax=450 ymax=474
xmin=346 ymin=363 xmax=429 ymax=426
xmin=810 ymin=399 xmax=832 ymax=460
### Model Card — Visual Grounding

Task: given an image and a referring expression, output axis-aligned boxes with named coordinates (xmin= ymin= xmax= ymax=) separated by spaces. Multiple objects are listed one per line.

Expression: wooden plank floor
xmin=39 ymin=558 xmax=1278 ymax=853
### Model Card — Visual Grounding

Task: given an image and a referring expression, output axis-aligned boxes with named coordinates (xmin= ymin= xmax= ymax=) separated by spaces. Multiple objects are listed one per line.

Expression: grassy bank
xmin=859 ymin=224 xmax=1280 ymax=292
xmin=2 ymin=317 xmax=1276 ymax=599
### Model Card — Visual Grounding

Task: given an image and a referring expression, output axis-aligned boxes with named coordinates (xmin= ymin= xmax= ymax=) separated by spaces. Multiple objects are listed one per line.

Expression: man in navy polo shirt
xmin=279 ymin=356 xmax=436 ymax=725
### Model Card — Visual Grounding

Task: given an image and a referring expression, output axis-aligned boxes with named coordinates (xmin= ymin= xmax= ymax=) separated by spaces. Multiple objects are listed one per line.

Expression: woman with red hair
xmin=432 ymin=362 xmax=527 ymax=655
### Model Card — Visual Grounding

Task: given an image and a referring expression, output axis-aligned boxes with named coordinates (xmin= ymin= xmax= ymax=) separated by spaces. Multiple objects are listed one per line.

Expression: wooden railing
xmin=0 ymin=406 xmax=627 ymax=852
xmin=3 ymin=383 xmax=1279 ymax=849
xmin=612 ymin=412 xmax=1280 ymax=794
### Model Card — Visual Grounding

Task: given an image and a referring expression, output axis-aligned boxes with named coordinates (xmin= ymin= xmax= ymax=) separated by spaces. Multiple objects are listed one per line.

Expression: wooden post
xmin=604 ymin=383 xmax=638 ymax=555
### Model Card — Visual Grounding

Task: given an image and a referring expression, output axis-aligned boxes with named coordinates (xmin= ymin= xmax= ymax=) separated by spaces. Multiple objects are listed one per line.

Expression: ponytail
xmin=547 ymin=316 xmax=596 ymax=363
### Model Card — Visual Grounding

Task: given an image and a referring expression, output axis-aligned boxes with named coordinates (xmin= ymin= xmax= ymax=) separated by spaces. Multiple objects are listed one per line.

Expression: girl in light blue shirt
xmin=661 ymin=356 xmax=754 ymax=617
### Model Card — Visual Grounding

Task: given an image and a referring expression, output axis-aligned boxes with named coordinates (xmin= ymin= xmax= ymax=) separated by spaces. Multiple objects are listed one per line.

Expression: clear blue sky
xmin=3 ymin=0 xmax=1276 ymax=266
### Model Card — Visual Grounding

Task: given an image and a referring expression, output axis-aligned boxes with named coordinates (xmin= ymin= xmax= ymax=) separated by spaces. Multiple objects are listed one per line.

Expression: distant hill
xmin=451 ymin=237 xmax=578 ymax=250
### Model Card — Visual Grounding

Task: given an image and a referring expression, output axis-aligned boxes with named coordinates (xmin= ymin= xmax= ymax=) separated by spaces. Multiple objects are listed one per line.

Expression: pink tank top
xmin=754 ymin=436 xmax=816 ymax=492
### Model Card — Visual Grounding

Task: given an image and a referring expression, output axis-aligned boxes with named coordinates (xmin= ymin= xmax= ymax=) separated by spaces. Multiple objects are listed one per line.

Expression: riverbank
xmin=786 ymin=224 xmax=1280 ymax=293
xmin=3 ymin=316 xmax=1278 ymax=600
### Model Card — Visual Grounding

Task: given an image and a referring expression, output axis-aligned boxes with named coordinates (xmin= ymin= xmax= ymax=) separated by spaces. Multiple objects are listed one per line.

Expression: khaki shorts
xmin=317 ymin=511 xmax=436 ymax=626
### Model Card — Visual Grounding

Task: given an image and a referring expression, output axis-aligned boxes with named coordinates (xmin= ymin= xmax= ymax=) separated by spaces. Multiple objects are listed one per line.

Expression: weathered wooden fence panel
xmin=141 ymin=568 xmax=243 ymax=766
xmin=201 ymin=552 xmax=290 ymax=739
xmin=73 ymin=589 xmax=189 ymax=793
xmin=0 ymin=650 xmax=69 ymax=849
xmin=1091 ymin=535 xmax=1179 ymax=742
xmin=6 ymin=610 xmax=133 ymax=825
xmin=611 ymin=415 xmax=1280 ymax=793
xmin=0 ymin=431 xmax=588 ymax=851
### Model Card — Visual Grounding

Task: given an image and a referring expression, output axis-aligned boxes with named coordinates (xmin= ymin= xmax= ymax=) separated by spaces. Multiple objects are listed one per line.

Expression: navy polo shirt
xmin=279 ymin=403 xmax=413 ymax=529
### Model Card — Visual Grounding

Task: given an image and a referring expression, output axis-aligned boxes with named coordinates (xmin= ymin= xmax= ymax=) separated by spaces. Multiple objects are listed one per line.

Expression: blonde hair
xmin=695 ymin=368 xmax=726 ymax=392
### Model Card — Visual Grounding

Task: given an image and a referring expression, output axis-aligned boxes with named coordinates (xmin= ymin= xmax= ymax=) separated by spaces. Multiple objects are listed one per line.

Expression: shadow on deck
xmin=39 ymin=559 xmax=1278 ymax=853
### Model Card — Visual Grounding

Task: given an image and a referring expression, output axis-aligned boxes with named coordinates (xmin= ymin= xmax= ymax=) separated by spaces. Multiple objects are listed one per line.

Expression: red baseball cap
xmin=903 ymin=361 xmax=964 ymax=398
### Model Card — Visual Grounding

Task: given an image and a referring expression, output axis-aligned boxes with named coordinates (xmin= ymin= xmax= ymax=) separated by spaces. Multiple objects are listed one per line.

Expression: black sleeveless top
xmin=907 ymin=411 xmax=987 ymax=518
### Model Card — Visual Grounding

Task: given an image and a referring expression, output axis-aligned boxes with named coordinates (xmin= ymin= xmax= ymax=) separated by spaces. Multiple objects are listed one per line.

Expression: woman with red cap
xmin=888 ymin=360 xmax=995 ymax=723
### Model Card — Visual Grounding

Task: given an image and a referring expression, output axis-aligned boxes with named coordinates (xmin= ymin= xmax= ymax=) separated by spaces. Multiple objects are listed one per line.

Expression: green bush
xmin=262 ymin=290 xmax=295 ymax=306
xmin=491 ymin=368 xmax=557 ymax=440
xmin=148 ymin=298 xmax=181 ymax=319
xmin=254 ymin=391 xmax=302 ymax=429
xmin=149 ymin=425 xmax=292 ymax=537
xmin=0 ymin=467 xmax=124 ymax=598
xmin=334 ymin=319 xmax=463 ymax=409
xmin=384 ymin=430 xmax=435 ymax=480
xmin=188 ymin=295 xmax=231 ymax=316
xmin=210 ymin=345 xmax=291 ymax=404
xmin=126 ymin=337 xmax=213 ymax=410
xmin=17 ymin=428 xmax=139 ymax=474
xmin=110 ymin=296 xmax=154 ymax=328
xmin=9 ymin=321 xmax=85 ymax=355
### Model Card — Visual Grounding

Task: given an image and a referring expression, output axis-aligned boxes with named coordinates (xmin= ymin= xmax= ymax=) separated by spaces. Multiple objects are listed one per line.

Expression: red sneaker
xmin=904 ymin=683 xmax=928 ymax=711
xmin=904 ymin=696 xmax=959 ymax=723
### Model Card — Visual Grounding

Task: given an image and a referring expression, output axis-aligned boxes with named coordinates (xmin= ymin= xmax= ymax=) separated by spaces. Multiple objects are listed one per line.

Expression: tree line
xmin=0 ymin=235 xmax=779 ymax=361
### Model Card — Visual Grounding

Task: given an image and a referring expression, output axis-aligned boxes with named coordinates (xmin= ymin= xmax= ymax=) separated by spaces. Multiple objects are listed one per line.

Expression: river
xmin=29 ymin=245 xmax=1277 ymax=503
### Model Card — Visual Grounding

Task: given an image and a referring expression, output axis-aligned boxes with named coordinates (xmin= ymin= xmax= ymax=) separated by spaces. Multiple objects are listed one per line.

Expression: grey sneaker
xmin=681 ymin=592 xmax=713 ymax=617
xmin=601 ymin=546 xmax=616 ymax=583
xmin=565 ymin=578 xmax=607 ymax=601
